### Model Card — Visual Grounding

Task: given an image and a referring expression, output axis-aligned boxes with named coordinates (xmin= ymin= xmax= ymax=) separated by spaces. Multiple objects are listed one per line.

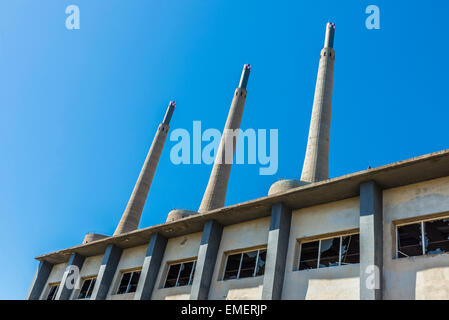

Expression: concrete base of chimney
xmin=83 ymin=233 xmax=109 ymax=244
xmin=268 ymin=179 xmax=310 ymax=196
xmin=166 ymin=209 xmax=198 ymax=222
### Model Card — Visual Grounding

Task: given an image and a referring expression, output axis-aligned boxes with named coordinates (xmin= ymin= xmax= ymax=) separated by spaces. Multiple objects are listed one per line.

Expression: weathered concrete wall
xmin=383 ymin=176 xmax=449 ymax=299
xmin=106 ymin=245 xmax=147 ymax=299
xmin=151 ymin=232 xmax=202 ymax=300
xmin=208 ymin=217 xmax=270 ymax=300
xmin=40 ymin=262 xmax=66 ymax=300
xmin=283 ymin=197 xmax=360 ymax=299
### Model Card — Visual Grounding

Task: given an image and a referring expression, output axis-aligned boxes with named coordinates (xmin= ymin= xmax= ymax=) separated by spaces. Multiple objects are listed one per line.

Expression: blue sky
xmin=1 ymin=0 xmax=448 ymax=299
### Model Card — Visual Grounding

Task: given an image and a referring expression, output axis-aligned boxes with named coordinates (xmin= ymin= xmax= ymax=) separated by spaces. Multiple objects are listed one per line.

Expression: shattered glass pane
xmin=341 ymin=234 xmax=360 ymax=265
xmin=424 ymin=218 xmax=449 ymax=255
xmin=319 ymin=237 xmax=340 ymax=268
xmin=299 ymin=240 xmax=319 ymax=270
xmin=223 ymin=253 xmax=242 ymax=280
xmin=164 ymin=264 xmax=180 ymax=288
xmin=239 ymin=251 xmax=258 ymax=278
xmin=255 ymin=250 xmax=266 ymax=276
xmin=397 ymin=223 xmax=423 ymax=258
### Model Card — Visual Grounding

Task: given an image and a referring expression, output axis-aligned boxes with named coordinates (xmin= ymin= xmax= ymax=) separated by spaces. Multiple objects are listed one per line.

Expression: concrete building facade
xmin=26 ymin=23 xmax=449 ymax=300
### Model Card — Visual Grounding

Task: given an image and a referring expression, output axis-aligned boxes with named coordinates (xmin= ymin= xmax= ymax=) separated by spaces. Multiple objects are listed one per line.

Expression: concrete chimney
xmin=114 ymin=101 xmax=175 ymax=235
xmin=300 ymin=22 xmax=336 ymax=183
xmin=198 ymin=64 xmax=251 ymax=213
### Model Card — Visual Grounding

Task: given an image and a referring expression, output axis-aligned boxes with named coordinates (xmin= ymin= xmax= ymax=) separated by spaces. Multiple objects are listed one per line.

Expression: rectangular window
xmin=299 ymin=233 xmax=359 ymax=270
xmin=397 ymin=217 xmax=449 ymax=258
xmin=77 ymin=278 xmax=96 ymax=299
xmin=116 ymin=270 xmax=141 ymax=294
xmin=223 ymin=248 xmax=266 ymax=280
xmin=164 ymin=260 xmax=197 ymax=288
xmin=46 ymin=284 xmax=59 ymax=300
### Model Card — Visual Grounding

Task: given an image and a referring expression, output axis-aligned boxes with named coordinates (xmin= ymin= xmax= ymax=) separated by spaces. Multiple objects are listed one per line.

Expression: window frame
xmin=77 ymin=276 xmax=97 ymax=299
xmin=395 ymin=215 xmax=449 ymax=259
xmin=164 ymin=259 xmax=197 ymax=288
xmin=222 ymin=247 xmax=267 ymax=281
xmin=297 ymin=232 xmax=360 ymax=271
xmin=46 ymin=283 xmax=60 ymax=300
xmin=116 ymin=269 xmax=141 ymax=295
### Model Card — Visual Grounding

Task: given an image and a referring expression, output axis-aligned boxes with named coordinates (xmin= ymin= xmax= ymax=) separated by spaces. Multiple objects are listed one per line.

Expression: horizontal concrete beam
xmin=36 ymin=149 xmax=449 ymax=264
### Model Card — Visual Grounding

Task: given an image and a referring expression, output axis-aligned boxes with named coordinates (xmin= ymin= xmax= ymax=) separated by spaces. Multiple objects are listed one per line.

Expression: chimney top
xmin=162 ymin=100 xmax=176 ymax=125
xmin=324 ymin=22 xmax=335 ymax=48
xmin=239 ymin=64 xmax=251 ymax=89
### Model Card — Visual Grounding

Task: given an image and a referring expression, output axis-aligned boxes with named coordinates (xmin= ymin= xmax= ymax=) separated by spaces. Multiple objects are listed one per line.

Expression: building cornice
xmin=36 ymin=149 xmax=449 ymax=264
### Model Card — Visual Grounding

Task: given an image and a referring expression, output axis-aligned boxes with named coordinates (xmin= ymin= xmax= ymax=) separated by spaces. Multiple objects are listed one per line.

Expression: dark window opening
xmin=397 ymin=223 xmax=423 ymax=258
xmin=223 ymin=249 xmax=266 ymax=280
xmin=164 ymin=260 xmax=196 ymax=288
xmin=341 ymin=234 xmax=360 ymax=265
xmin=299 ymin=233 xmax=360 ymax=271
xmin=46 ymin=284 xmax=59 ymax=300
xmin=299 ymin=240 xmax=319 ymax=270
xmin=78 ymin=278 xmax=96 ymax=299
xmin=424 ymin=219 xmax=449 ymax=255
xmin=116 ymin=271 xmax=141 ymax=294
xmin=319 ymin=238 xmax=340 ymax=268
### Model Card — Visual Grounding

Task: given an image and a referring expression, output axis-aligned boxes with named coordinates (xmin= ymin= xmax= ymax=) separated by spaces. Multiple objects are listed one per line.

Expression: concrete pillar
xmin=198 ymin=65 xmax=250 ymax=213
xmin=55 ymin=253 xmax=85 ymax=300
xmin=190 ymin=220 xmax=223 ymax=300
xmin=262 ymin=203 xmax=292 ymax=300
xmin=359 ymin=180 xmax=383 ymax=300
xmin=114 ymin=101 xmax=175 ymax=235
xmin=134 ymin=233 xmax=167 ymax=300
xmin=26 ymin=260 xmax=53 ymax=300
xmin=301 ymin=23 xmax=336 ymax=183
xmin=90 ymin=244 xmax=123 ymax=300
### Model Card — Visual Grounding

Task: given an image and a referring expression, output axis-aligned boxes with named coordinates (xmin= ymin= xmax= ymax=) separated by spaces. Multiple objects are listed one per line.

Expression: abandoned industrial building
xmin=27 ymin=23 xmax=449 ymax=300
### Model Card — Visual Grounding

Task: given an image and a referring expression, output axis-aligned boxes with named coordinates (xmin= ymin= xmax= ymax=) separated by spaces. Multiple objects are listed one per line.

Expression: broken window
xmin=424 ymin=219 xmax=449 ymax=255
xmin=319 ymin=237 xmax=340 ymax=268
xmin=77 ymin=277 xmax=96 ymax=299
xmin=255 ymin=249 xmax=266 ymax=276
xmin=341 ymin=234 xmax=360 ymax=264
xmin=46 ymin=284 xmax=59 ymax=300
xmin=397 ymin=217 xmax=449 ymax=258
xmin=299 ymin=240 xmax=319 ymax=270
xmin=164 ymin=260 xmax=196 ymax=288
xmin=397 ymin=222 xmax=424 ymax=258
xmin=116 ymin=270 xmax=141 ymax=294
xmin=223 ymin=249 xmax=266 ymax=280
xmin=299 ymin=233 xmax=360 ymax=271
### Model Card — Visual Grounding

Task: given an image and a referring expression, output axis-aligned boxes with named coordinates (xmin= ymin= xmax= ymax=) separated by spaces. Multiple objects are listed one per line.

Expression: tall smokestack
xmin=301 ymin=22 xmax=336 ymax=183
xmin=114 ymin=101 xmax=175 ymax=235
xmin=198 ymin=64 xmax=251 ymax=213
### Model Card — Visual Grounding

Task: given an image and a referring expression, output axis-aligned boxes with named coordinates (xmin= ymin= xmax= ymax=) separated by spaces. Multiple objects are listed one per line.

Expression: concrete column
xmin=301 ymin=23 xmax=336 ymax=183
xmin=359 ymin=180 xmax=383 ymax=300
xmin=190 ymin=220 xmax=223 ymax=300
xmin=90 ymin=244 xmax=123 ymax=300
xmin=26 ymin=260 xmax=53 ymax=300
xmin=198 ymin=65 xmax=250 ymax=213
xmin=262 ymin=203 xmax=292 ymax=300
xmin=114 ymin=101 xmax=175 ymax=235
xmin=55 ymin=253 xmax=85 ymax=300
xmin=134 ymin=233 xmax=167 ymax=300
